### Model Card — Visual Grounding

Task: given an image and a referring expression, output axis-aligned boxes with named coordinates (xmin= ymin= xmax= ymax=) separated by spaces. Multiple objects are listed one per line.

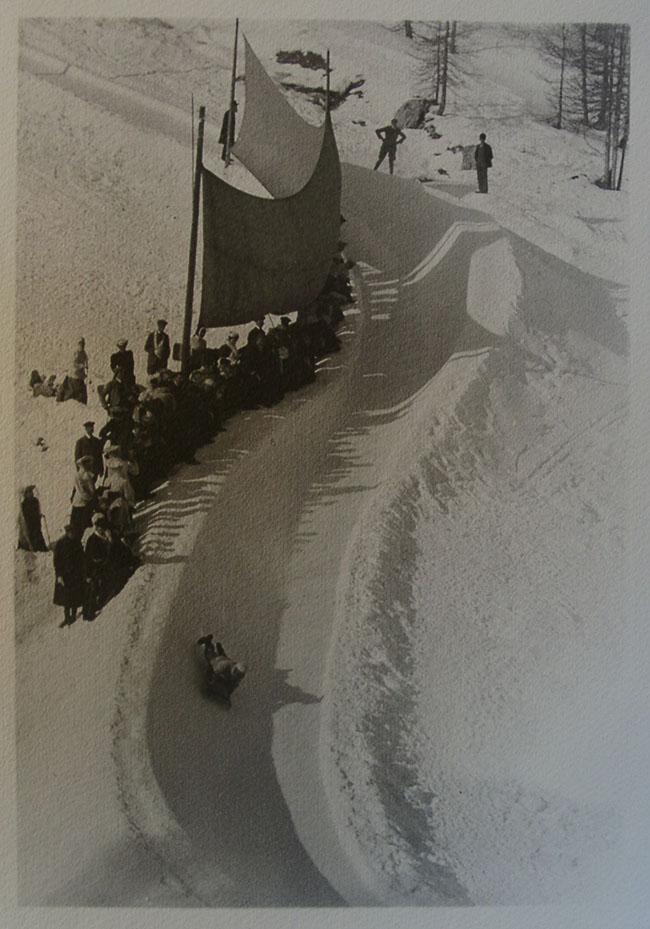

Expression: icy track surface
xmin=14 ymin=18 xmax=638 ymax=912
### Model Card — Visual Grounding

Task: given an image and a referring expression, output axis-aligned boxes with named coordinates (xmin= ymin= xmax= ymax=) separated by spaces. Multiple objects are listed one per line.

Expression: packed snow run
xmin=14 ymin=18 xmax=633 ymax=910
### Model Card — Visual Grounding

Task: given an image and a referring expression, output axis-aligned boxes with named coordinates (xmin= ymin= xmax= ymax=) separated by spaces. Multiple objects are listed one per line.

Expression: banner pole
xmin=191 ymin=93 xmax=195 ymax=174
xmin=326 ymin=49 xmax=330 ymax=113
xmin=225 ymin=18 xmax=239 ymax=166
xmin=181 ymin=104 xmax=206 ymax=375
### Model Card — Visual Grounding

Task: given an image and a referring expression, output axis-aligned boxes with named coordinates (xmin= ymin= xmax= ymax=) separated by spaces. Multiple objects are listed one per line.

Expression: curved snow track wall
xmin=321 ymin=231 xmax=628 ymax=905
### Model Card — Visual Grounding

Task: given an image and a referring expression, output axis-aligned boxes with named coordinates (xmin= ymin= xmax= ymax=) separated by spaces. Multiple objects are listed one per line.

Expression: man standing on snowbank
xmin=373 ymin=119 xmax=406 ymax=175
xmin=474 ymin=132 xmax=493 ymax=193
xmin=74 ymin=421 xmax=103 ymax=480
xmin=110 ymin=339 xmax=136 ymax=386
xmin=144 ymin=319 xmax=171 ymax=376
xmin=53 ymin=524 xmax=84 ymax=627
xmin=219 ymin=100 xmax=237 ymax=163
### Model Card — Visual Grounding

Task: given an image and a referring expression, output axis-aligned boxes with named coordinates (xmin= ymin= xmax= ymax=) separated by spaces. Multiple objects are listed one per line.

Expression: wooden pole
xmin=181 ymin=105 xmax=206 ymax=375
xmin=191 ymin=93 xmax=195 ymax=175
xmin=616 ymin=135 xmax=627 ymax=190
xmin=224 ymin=18 xmax=239 ymax=166
xmin=326 ymin=49 xmax=331 ymax=113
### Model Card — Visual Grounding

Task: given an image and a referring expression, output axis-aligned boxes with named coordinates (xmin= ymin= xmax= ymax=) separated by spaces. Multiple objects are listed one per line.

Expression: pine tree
xmin=579 ymin=24 xmax=590 ymax=126
xmin=558 ymin=24 xmax=567 ymax=129
xmin=537 ymin=23 xmax=576 ymax=129
xmin=607 ymin=25 xmax=629 ymax=188
xmin=438 ymin=21 xmax=450 ymax=115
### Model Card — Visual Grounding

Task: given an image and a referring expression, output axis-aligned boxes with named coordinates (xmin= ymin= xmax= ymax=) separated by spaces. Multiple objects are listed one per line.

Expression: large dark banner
xmin=199 ymin=114 xmax=341 ymax=328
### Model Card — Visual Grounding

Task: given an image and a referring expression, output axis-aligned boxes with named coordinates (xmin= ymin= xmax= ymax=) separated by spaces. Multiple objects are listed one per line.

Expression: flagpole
xmin=191 ymin=93 xmax=195 ymax=174
xmin=181 ymin=104 xmax=206 ymax=375
xmin=326 ymin=49 xmax=330 ymax=113
xmin=224 ymin=18 xmax=239 ymax=166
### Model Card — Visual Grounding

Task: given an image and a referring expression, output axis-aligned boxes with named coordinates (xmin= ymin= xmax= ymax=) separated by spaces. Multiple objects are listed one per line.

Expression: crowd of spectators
xmin=19 ymin=253 xmax=355 ymax=628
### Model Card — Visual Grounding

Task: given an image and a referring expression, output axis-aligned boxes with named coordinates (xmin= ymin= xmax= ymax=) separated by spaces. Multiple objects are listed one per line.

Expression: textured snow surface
xmin=325 ymin=238 xmax=627 ymax=904
xmin=14 ymin=17 xmax=638 ymax=911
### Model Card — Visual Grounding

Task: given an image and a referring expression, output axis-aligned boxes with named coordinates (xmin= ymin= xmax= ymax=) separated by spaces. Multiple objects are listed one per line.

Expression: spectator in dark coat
xmin=474 ymin=132 xmax=494 ymax=193
xmin=53 ymin=524 xmax=84 ymax=627
xmin=68 ymin=337 xmax=88 ymax=404
xmin=83 ymin=513 xmax=112 ymax=619
xmin=71 ymin=338 xmax=88 ymax=382
xmin=219 ymin=101 xmax=237 ymax=162
xmin=74 ymin=421 xmax=104 ymax=479
xmin=145 ymin=319 xmax=171 ymax=375
xmin=107 ymin=532 xmax=140 ymax=599
xmin=189 ymin=327 xmax=208 ymax=371
xmin=97 ymin=369 xmax=137 ymax=446
xmin=110 ymin=339 xmax=136 ymax=385
xmin=56 ymin=339 xmax=88 ymax=404
xmin=17 ymin=485 xmax=48 ymax=552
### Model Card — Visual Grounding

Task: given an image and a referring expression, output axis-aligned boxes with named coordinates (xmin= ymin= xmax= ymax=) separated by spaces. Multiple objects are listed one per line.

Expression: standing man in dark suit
xmin=144 ymin=319 xmax=171 ymax=376
xmin=74 ymin=421 xmax=104 ymax=480
xmin=110 ymin=339 xmax=136 ymax=386
xmin=53 ymin=524 xmax=85 ymax=627
xmin=219 ymin=100 xmax=237 ymax=163
xmin=475 ymin=132 xmax=494 ymax=193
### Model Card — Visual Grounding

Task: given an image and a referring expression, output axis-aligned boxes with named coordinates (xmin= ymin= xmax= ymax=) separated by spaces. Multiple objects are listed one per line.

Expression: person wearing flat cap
xmin=110 ymin=339 xmax=136 ymax=385
xmin=145 ymin=318 xmax=171 ymax=376
xmin=74 ymin=421 xmax=104 ymax=479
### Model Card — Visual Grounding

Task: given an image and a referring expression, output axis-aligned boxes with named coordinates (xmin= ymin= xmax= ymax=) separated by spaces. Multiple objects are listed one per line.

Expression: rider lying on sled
xmin=197 ymin=634 xmax=247 ymax=707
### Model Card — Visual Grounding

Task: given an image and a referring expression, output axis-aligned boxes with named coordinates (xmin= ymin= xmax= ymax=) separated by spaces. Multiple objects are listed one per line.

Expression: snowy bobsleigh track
xmin=138 ymin=170 xmax=510 ymax=905
xmin=140 ymin=166 xmax=626 ymax=906
xmin=14 ymin=157 xmax=627 ymax=906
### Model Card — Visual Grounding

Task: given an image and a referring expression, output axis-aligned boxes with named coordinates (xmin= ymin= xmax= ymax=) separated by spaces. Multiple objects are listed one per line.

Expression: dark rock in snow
xmin=395 ymin=98 xmax=435 ymax=129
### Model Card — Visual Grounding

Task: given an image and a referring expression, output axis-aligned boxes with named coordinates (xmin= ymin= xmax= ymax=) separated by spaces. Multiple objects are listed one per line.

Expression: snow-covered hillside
xmin=14 ymin=18 xmax=636 ymax=913
xmin=15 ymin=18 xmax=627 ymax=530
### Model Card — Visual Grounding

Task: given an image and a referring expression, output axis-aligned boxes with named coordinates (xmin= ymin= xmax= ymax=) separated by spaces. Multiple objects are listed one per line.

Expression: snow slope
xmin=13 ymin=17 xmax=635 ymax=912
xmin=324 ymin=230 xmax=627 ymax=904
